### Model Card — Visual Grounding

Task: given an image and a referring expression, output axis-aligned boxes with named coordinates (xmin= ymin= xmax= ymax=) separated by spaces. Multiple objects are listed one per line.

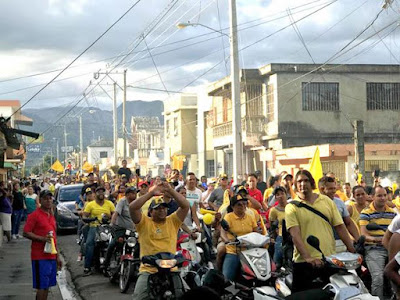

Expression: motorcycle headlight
xmin=156 ymin=259 xmax=177 ymax=269
xmin=127 ymin=237 xmax=137 ymax=247
xmin=254 ymin=258 xmax=269 ymax=276
xmin=100 ymin=232 xmax=109 ymax=241
xmin=327 ymin=253 xmax=362 ymax=270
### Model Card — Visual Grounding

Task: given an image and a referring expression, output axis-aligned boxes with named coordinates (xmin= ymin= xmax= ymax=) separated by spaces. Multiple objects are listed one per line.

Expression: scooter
xmin=272 ymin=235 xmax=379 ymax=300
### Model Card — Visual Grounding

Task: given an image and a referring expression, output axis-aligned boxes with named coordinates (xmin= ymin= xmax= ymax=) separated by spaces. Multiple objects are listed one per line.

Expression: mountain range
xmin=21 ymin=100 xmax=164 ymax=168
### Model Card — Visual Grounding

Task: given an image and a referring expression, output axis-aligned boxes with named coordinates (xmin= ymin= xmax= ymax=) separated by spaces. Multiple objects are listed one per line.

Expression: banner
xmin=51 ymin=160 xmax=64 ymax=173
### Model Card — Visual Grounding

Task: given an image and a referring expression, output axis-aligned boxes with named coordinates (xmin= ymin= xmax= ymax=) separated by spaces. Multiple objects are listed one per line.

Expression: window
xmin=206 ymin=160 xmax=215 ymax=177
xmin=173 ymin=117 xmax=178 ymax=136
xmin=266 ymin=84 xmax=274 ymax=122
xmin=365 ymin=160 xmax=399 ymax=172
xmin=99 ymin=151 xmax=108 ymax=158
xmin=367 ymin=83 xmax=400 ymax=110
xmin=166 ymin=120 xmax=170 ymax=137
xmin=302 ymin=82 xmax=339 ymax=111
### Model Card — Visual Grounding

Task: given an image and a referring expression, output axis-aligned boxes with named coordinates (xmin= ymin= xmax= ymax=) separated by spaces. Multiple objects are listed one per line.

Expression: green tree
xmin=31 ymin=166 xmax=40 ymax=175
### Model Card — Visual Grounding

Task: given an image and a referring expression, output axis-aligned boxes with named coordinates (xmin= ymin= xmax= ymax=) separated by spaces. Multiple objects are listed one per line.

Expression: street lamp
xmin=177 ymin=0 xmax=242 ymax=184
xmin=176 ymin=22 xmax=230 ymax=38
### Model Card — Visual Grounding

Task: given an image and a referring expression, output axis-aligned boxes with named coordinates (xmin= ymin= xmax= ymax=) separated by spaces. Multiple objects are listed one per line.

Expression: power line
xmin=9 ymin=0 xmax=143 ymax=120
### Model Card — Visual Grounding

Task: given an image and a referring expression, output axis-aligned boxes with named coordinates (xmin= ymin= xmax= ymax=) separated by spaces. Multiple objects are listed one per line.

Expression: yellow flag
xmin=309 ymin=147 xmax=323 ymax=185
xmin=51 ymin=160 xmax=64 ymax=173
xmin=218 ymin=189 xmax=231 ymax=213
xmin=82 ymin=162 xmax=93 ymax=173
xmin=102 ymin=172 xmax=109 ymax=183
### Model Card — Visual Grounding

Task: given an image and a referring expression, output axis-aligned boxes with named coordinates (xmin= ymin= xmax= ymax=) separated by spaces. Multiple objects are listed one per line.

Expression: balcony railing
xmin=213 ymin=116 xmax=265 ymax=138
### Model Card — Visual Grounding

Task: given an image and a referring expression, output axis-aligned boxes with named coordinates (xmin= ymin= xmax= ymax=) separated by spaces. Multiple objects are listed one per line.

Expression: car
xmin=54 ymin=183 xmax=83 ymax=232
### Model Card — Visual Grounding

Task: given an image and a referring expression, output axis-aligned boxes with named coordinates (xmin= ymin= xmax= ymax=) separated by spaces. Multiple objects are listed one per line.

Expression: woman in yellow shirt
xmin=269 ymin=186 xmax=287 ymax=269
xmin=221 ymin=195 xmax=258 ymax=281
xmin=346 ymin=185 xmax=367 ymax=230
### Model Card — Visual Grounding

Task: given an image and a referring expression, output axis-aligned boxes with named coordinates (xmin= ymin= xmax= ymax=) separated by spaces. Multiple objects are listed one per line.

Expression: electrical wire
xmin=9 ymin=0 xmax=143 ymax=121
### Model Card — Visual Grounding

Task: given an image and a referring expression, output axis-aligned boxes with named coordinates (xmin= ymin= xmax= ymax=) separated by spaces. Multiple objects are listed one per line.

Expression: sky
xmin=1 ymin=0 xmax=399 ymax=115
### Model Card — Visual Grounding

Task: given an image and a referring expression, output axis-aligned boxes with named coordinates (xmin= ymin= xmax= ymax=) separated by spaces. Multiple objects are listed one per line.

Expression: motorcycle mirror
xmin=307 ymin=235 xmax=322 ymax=253
xmin=221 ymin=219 xmax=230 ymax=231
xmin=366 ymin=223 xmax=382 ymax=231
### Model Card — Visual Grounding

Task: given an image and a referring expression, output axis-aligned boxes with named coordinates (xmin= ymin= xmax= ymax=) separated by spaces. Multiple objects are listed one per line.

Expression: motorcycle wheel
xmin=119 ymin=261 xmax=135 ymax=293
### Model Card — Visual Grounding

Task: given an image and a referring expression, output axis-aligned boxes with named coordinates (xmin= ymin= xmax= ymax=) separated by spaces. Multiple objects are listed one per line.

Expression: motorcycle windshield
xmin=237 ymin=232 xmax=270 ymax=247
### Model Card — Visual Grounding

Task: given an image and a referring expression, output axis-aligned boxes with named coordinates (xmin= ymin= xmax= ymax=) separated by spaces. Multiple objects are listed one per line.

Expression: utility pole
xmin=79 ymin=115 xmax=83 ymax=174
xmin=230 ymin=0 xmax=242 ymax=184
xmin=123 ymin=69 xmax=127 ymax=160
xmin=353 ymin=120 xmax=365 ymax=178
xmin=64 ymin=125 xmax=67 ymax=169
xmin=53 ymin=138 xmax=59 ymax=161
xmin=113 ymin=82 xmax=118 ymax=165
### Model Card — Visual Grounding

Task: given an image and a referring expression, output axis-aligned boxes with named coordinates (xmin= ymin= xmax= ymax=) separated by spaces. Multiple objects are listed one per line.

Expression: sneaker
xmin=83 ymin=268 xmax=92 ymax=276
xmin=16 ymin=234 xmax=22 ymax=239
xmin=11 ymin=234 xmax=17 ymax=240
xmin=77 ymin=254 xmax=82 ymax=262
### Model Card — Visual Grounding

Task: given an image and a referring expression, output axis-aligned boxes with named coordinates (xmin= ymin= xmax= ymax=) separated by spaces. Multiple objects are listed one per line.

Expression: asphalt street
xmin=0 ymin=234 xmax=62 ymax=300
xmin=58 ymin=232 xmax=134 ymax=300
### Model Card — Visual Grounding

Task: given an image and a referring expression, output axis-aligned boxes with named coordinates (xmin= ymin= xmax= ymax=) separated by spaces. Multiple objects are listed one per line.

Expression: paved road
xmin=58 ymin=232 xmax=134 ymax=300
xmin=0 ymin=235 xmax=62 ymax=299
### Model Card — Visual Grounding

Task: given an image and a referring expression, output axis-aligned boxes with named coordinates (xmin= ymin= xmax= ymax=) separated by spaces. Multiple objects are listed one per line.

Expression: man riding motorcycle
xmin=129 ymin=182 xmax=189 ymax=300
xmin=103 ymin=186 xmax=137 ymax=273
xmin=82 ymin=186 xmax=115 ymax=276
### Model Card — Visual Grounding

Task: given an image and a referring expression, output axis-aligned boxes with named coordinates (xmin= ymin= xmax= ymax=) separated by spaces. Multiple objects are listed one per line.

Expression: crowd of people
xmin=2 ymin=160 xmax=400 ymax=299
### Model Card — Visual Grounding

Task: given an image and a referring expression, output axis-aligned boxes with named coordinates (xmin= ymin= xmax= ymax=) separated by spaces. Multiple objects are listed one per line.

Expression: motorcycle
xmin=108 ymin=228 xmax=140 ymax=293
xmin=141 ymin=252 xmax=188 ymax=299
xmin=272 ymin=235 xmax=379 ymax=300
xmin=82 ymin=215 xmax=112 ymax=272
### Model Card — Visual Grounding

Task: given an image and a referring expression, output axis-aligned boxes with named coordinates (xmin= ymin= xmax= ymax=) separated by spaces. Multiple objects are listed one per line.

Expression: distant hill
xmin=21 ymin=100 xmax=164 ymax=168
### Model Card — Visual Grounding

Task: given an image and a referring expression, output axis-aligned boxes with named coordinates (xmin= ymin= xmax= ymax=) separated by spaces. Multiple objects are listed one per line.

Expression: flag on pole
xmin=51 ymin=160 xmax=64 ymax=173
xmin=309 ymin=147 xmax=323 ymax=185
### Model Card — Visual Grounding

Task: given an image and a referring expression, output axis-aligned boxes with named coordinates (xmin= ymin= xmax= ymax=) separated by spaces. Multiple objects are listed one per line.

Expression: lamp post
xmin=177 ymin=0 xmax=242 ymax=184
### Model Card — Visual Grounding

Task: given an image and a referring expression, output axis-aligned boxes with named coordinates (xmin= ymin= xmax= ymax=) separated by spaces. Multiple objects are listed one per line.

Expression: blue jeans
xmin=365 ymin=245 xmax=388 ymax=299
xmin=222 ymin=253 xmax=240 ymax=281
xmin=84 ymin=227 xmax=97 ymax=269
xmin=273 ymin=236 xmax=283 ymax=269
xmin=12 ymin=209 xmax=24 ymax=235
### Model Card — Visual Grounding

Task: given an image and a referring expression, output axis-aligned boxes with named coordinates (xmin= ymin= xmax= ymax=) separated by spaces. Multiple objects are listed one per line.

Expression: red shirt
xmin=248 ymin=188 xmax=263 ymax=212
xmin=23 ymin=208 xmax=57 ymax=260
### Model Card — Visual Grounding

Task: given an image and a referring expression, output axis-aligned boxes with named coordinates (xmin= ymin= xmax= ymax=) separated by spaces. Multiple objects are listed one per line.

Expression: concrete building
xmin=87 ymin=140 xmax=113 ymax=165
xmin=164 ymin=94 xmax=197 ymax=175
xmin=0 ymin=100 xmax=34 ymax=180
xmin=130 ymin=116 xmax=164 ymax=176
xmin=206 ymin=64 xmax=400 ymax=182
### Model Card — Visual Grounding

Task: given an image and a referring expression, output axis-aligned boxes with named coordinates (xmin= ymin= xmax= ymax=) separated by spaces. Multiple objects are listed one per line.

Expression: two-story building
xmin=206 ymin=64 xmax=400 ymax=184
xmin=131 ymin=116 xmax=164 ymax=175
xmin=164 ymin=94 xmax=197 ymax=175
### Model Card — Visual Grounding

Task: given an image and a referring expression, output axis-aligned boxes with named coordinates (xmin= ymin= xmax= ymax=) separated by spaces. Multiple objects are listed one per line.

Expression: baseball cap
xmin=219 ymin=173 xmax=228 ymax=180
xmin=139 ymin=181 xmax=149 ymax=188
xmin=125 ymin=186 xmax=137 ymax=195
xmin=121 ymin=174 xmax=127 ymax=179
xmin=148 ymin=197 xmax=168 ymax=210
xmin=95 ymin=186 xmax=106 ymax=192
xmin=232 ymin=185 xmax=248 ymax=196
xmin=282 ymin=173 xmax=293 ymax=180
xmin=230 ymin=194 xmax=248 ymax=207
xmin=40 ymin=190 xmax=53 ymax=198
xmin=207 ymin=177 xmax=217 ymax=185
xmin=85 ymin=187 xmax=93 ymax=195
xmin=273 ymin=186 xmax=287 ymax=195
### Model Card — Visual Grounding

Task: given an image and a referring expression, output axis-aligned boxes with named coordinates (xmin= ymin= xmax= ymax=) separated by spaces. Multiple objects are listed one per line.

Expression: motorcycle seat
xmin=285 ymin=273 xmax=293 ymax=290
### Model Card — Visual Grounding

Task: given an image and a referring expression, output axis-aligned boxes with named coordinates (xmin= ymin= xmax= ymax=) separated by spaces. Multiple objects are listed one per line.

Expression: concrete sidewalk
xmin=0 ymin=235 xmax=63 ymax=299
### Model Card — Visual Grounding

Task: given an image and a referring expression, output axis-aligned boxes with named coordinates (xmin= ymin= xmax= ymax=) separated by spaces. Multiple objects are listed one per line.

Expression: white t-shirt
xmin=388 ymin=214 xmax=400 ymax=233
xmin=395 ymin=252 xmax=400 ymax=274
xmin=186 ymin=187 xmax=202 ymax=206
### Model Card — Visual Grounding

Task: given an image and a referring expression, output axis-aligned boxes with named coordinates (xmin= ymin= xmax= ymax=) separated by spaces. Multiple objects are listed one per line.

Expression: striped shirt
xmin=359 ymin=202 xmax=396 ymax=244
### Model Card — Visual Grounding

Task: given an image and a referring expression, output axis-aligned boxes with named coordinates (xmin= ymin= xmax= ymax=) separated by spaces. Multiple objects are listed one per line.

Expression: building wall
xmin=87 ymin=146 xmax=113 ymax=165
xmin=274 ymin=72 xmax=400 ymax=147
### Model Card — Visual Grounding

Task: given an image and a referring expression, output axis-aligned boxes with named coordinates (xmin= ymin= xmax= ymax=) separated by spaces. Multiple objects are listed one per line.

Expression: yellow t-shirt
xmin=224 ymin=212 xmax=257 ymax=255
xmin=84 ymin=200 xmax=115 ymax=227
xmin=348 ymin=201 xmax=361 ymax=230
xmin=285 ymin=194 xmax=343 ymax=263
xmin=263 ymin=187 xmax=273 ymax=202
xmin=392 ymin=197 xmax=400 ymax=211
xmin=336 ymin=190 xmax=348 ymax=202
xmin=136 ymin=212 xmax=182 ymax=273
xmin=269 ymin=206 xmax=285 ymax=236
